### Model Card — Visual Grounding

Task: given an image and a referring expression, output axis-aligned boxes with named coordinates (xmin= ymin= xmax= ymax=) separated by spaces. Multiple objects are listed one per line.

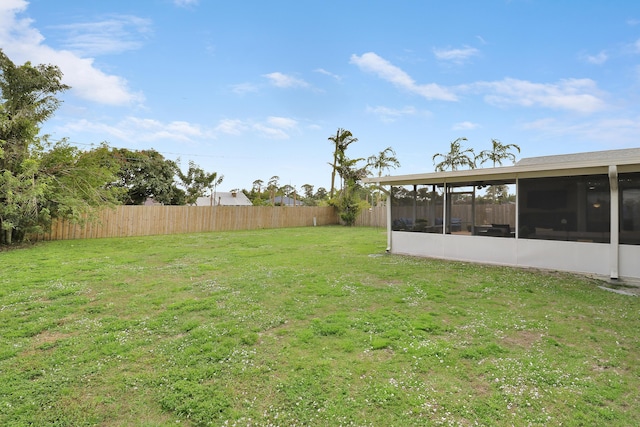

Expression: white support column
xmin=609 ymin=165 xmax=619 ymax=280
xmin=386 ymin=187 xmax=392 ymax=252
xmin=443 ymin=182 xmax=448 ymax=234
xmin=515 ymin=177 xmax=519 ymax=238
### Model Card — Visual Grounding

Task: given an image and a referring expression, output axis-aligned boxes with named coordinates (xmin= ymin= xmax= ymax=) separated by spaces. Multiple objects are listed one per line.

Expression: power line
xmin=44 ymin=138 xmax=263 ymax=161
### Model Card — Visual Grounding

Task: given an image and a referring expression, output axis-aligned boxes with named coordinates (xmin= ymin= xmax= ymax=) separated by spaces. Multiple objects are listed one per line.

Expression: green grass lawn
xmin=1 ymin=226 xmax=639 ymax=426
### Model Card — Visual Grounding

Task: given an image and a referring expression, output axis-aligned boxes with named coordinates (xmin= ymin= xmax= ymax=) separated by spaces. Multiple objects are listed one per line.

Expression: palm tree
xmin=281 ymin=184 xmax=295 ymax=205
xmin=328 ymin=128 xmax=358 ymax=198
xmin=432 ymin=137 xmax=475 ymax=171
xmin=368 ymin=147 xmax=401 ymax=204
xmin=476 ymin=139 xmax=520 ymax=167
xmin=267 ymin=175 xmax=279 ymax=205
xmin=252 ymin=179 xmax=263 ymax=194
xmin=368 ymin=147 xmax=401 ymax=178
xmin=301 ymin=184 xmax=314 ymax=199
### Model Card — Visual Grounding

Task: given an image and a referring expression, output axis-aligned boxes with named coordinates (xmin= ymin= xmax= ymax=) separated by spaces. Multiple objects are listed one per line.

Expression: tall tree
xmin=432 ymin=137 xmax=475 ymax=171
xmin=335 ymin=155 xmax=370 ymax=225
xmin=367 ymin=146 xmax=400 ymax=205
xmin=0 ymin=51 xmax=119 ymax=244
xmin=252 ymin=179 xmax=264 ymax=194
xmin=475 ymin=138 xmax=521 ymax=167
xmin=281 ymin=184 xmax=295 ymax=205
xmin=267 ymin=175 xmax=279 ymax=205
xmin=176 ymin=160 xmax=223 ymax=205
xmin=315 ymin=187 xmax=328 ymax=199
xmin=39 ymin=141 xmax=123 ymax=218
xmin=0 ymin=49 xmax=70 ymax=173
xmin=328 ymin=128 xmax=358 ymax=198
xmin=110 ymin=148 xmax=183 ymax=205
xmin=301 ymin=184 xmax=314 ymax=199
xmin=475 ymin=139 xmax=519 ymax=206
xmin=368 ymin=147 xmax=400 ymax=178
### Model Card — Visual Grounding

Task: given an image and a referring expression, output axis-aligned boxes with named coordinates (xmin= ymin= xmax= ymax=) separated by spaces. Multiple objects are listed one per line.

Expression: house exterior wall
xmin=369 ymin=148 xmax=640 ymax=281
xmin=620 ymin=245 xmax=640 ymax=279
xmin=389 ymin=231 xmax=626 ymax=279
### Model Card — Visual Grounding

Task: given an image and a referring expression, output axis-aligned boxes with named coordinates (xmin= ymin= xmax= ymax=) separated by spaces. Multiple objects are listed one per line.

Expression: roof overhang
xmin=363 ymin=150 xmax=640 ymax=186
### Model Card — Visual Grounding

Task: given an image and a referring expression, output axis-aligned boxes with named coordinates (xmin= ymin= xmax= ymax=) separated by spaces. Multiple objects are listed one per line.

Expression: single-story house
xmin=363 ymin=147 xmax=640 ymax=281
xmin=273 ymin=195 xmax=304 ymax=206
xmin=195 ymin=191 xmax=252 ymax=206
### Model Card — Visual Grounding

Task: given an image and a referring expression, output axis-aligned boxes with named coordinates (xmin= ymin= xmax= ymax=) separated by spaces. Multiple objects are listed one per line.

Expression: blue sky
xmin=2 ymin=0 xmax=640 ymax=192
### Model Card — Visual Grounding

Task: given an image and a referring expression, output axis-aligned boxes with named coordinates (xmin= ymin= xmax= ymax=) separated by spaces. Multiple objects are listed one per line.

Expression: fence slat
xmin=36 ymin=206 xmax=348 ymax=241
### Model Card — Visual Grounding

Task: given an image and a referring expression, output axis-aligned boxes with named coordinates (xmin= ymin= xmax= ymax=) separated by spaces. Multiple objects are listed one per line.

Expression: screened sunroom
xmin=365 ymin=148 xmax=640 ymax=281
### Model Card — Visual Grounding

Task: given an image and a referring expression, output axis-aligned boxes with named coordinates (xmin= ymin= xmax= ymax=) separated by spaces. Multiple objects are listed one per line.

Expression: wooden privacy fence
xmin=35 ymin=205 xmax=340 ymax=241
xmin=353 ymin=205 xmax=387 ymax=228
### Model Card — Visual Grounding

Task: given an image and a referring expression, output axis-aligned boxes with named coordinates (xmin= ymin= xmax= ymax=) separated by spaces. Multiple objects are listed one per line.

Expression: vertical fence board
xmin=32 ymin=204 xmax=397 ymax=242
xmin=35 ymin=205 xmax=350 ymax=241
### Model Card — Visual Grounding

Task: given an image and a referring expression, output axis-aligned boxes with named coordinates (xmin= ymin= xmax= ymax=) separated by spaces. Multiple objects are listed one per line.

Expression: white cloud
xmin=452 ymin=121 xmax=479 ymax=130
xmin=62 ymin=116 xmax=212 ymax=143
xmin=352 ymin=52 xmax=607 ymax=114
xmin=0 ymin=1 xmax=143 ymax=106
xmin=0 ymin=0 xmax=41 ymax=46
xmin=62 ymin=118 xmax=132 ymax=142
xmin=51 ymin=15 xmax=152 ymax=56
xmin=471 ymin=77 xmax=607 ymax=114
xmin=314 ymin=68 xmax=341 ymax=81
xmin=215 ymin=117 xmax=298 ymax=139
xmin=215 ymin=119 xmax=247 ymax=135
xmin=252 ymin=123 xmax=290 ymax=139
xmin=350 ymin=52 xmax=458 ymax=101
xmin=174 ymin=0 xmax=199 ymax=7
xmin=252 ymin=116 xmax=299 ymax=139
xmin=267 ymin=116 xmax=298 ymax=129
xmin=584 ymin=51 xmax=608 ymax=65
xmin=263 ymin=72 xmax=310 ymax=89
xmin=433 ymin=46 xmax=480 ymax=64
xmin=366 ymin=105 xmax=420 ymax=123
xmin=521 ymin=116 xmax=640 ymax=145
xmin=231 ymin=83 xmax=258 ymax=95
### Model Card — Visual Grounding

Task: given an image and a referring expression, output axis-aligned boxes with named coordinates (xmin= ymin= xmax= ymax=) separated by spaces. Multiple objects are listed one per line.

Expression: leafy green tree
xmin=301 ymin=184 xmax=314 ymax=199
xmin=328 ymin=128 xmax=358 ymax=198
xmin=40 ymin=141 xmax=123 ymax=218
xmin=315 ymin=187 xmax=328 ymax=200
xmin=0 ymin=49 xmax=69 ymax=173
xmin=432 ymin=137 xmax=475 ymax=171
xmin=267 ymin=175 xmax=279 ymax=205
xmin=307 ymin=186 xmax=329 ymax=206
xmin=176 ymin=160 xmax=223 ymax=205
xmin=281 ymin=184 xmax=296 ymax=205
xmin=335 ymin=155 xmax=370 ymax=225
xmin=252 ymin=179 xmax=264 ymax=195
xmin=244 ymin=179 xmax=264 ymax=204
xmin=0 ymin=51 xmax=119 ymax=244
xmin=110 ymin=148 xmax=183 ymax=205
xmin=0 ymin=155 xmax=47 ymax=243
xmin=0 ymin=140 xmax=122 ymax=244
xmin=475 ymin=138 xmax=521 ymax=167
xmin=298 ymin=184 xmax=317 ymax=206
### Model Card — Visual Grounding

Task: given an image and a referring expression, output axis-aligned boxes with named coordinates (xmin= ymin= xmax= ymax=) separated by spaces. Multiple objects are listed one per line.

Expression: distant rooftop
xmin=195 ymin=191 xmax=252 ymax=206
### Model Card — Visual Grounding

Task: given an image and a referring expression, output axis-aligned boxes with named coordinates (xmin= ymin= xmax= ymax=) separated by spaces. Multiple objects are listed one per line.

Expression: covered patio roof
xmin=363 ymin=147 xmax=640 ymax=186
